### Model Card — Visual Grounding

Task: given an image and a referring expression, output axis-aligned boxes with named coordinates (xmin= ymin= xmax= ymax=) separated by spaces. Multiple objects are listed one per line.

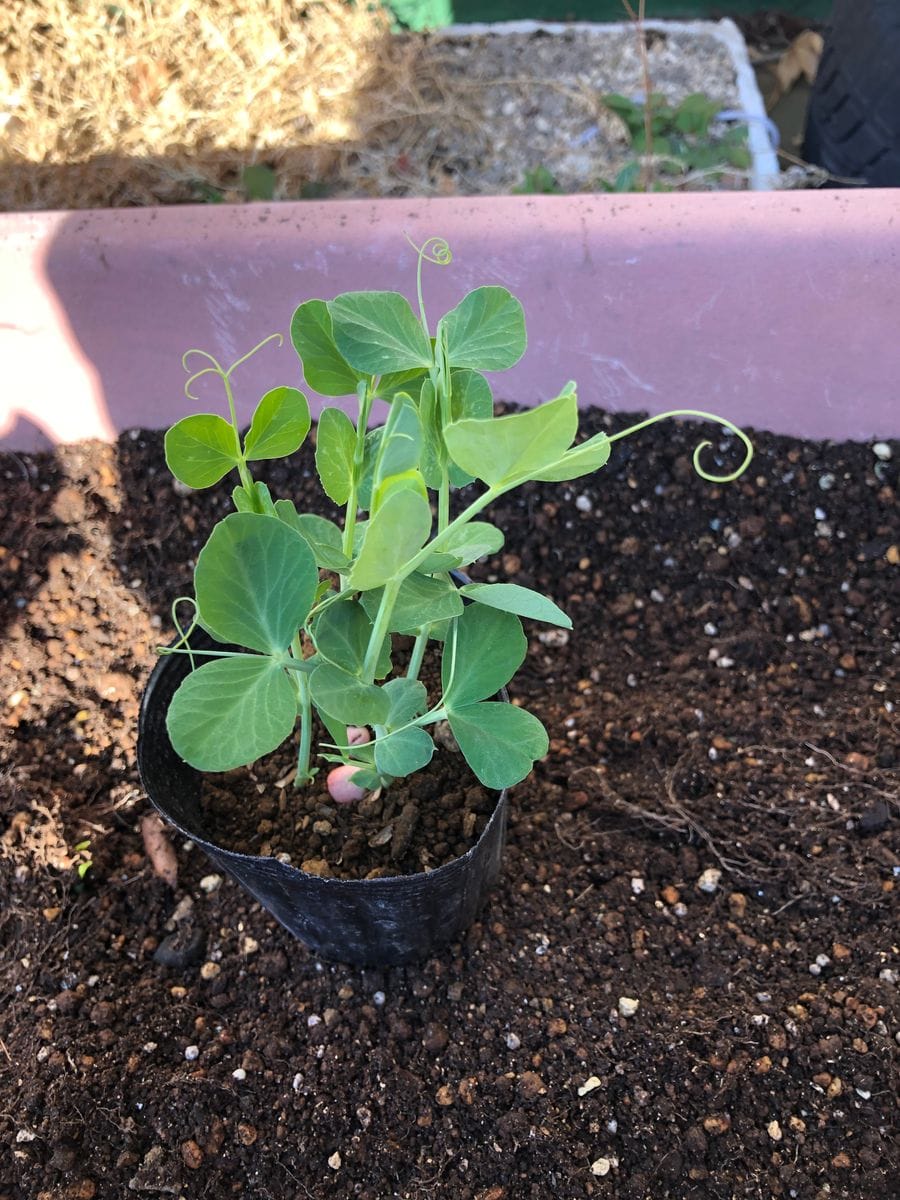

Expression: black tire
xmin=804 ymin=0 xmax=900 ymax=185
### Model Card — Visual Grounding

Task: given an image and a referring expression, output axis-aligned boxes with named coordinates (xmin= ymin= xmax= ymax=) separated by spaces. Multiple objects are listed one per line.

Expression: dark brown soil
xmin=199 ymin=728 xmax=494 ymax=879
xmin=1 ymin=411 xmax=898 ymax=1200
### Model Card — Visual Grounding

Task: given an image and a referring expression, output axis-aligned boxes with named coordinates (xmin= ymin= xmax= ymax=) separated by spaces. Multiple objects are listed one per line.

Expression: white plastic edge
xmin=435 ymin=18 xmax=780 ymax=191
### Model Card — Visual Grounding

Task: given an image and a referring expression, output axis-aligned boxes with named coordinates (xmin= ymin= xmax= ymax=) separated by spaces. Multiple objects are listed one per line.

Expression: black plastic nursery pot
xmin=137 ymin=630 xmax=508 ymax=967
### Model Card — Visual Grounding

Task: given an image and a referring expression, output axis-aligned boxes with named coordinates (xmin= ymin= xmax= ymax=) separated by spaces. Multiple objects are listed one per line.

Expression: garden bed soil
xmin=1 ymin=411 xmax=898 ymax=1199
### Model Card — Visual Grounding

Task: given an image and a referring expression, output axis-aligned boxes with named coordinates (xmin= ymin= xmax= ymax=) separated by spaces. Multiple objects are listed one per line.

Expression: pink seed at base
xmin=346 ymin=726 xmax=371 ymax=746
xmin=327 ymin=765 xmax=367 ymax=805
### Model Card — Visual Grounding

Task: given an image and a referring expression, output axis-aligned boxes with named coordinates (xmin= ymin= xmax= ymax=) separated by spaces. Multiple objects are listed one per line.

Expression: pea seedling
xmin=162 ymin=238 xmax=752 ymax=801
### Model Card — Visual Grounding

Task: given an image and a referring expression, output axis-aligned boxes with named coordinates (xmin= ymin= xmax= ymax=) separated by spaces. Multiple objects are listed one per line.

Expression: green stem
xmin=290 ymin=633 xmax=314 ymax=786
xmin=361 ymin=576 xmax=400 ymax=684
xmin=221 ymin=373 xmax=254 ymax=493
xmin=341 ymin=382 xmax=372 ymax=571
xmin=294 ymin=674 xmax=314 ymax=787
xmin=406 ymin=627 xmax=430 ymax=680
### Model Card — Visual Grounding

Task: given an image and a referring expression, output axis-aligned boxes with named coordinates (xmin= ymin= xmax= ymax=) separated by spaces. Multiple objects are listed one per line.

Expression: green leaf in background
xmin=674 ymin=93 xmax=720 ymax=135
xmin=314 ymin=407 xmax=357 ymax=505
xmin=348 ymin=487 xmax=432 ymax=590
xmin=167 ymin=655 xmax=297 ymax=772
xmin=372 ymin=396 xmax=423 ymax=491
xmin=361 ymin=571 xmax=464 ymax=634
xmin=447 ymin=702 xmax=548 ymax=790
xmin=194 ymin=512 xmax=318 ymax=653
xmin=374 ymin=726 xmax=434 ymax=778
xmin=418 ymin=377 xmax=443 ymax=490
xmin=375 ymin=366 xmax=429 ymax=404
xmin=330 ymin=291 xmax=433 ymax=375
xmin=314 ymin=599 xmax=385 ymax=677
xmin=382 ymin=677 xmax=428 ymax=727
xmin=356 ymin=428 xmax=383 ymax=512
xmin=164 ymin=413 xmax=241 ymax=489
xmin=440 ymin=286 xmax=526 ymax=372
xmin=447 ymin=369 xmax=494 ymax=487
xmin=444 ymin=391 xmax=578 ymax=488
xmin=232 ymin=480 xmax=276 ymax=515
xmin=309 ymin=662 xmax=391 ymax=726
xmin=530 ymin=431 xmax=611 ymax=482
xmin=242 ymin=164 xmax=276 ymax=201
xmin=459 ymin=583 xmax=571 ymax=628
xmin=243 ymin=386 xmax=311 ymax=461
xmin=275 ymin=503 xmax=349 ymax=570
xmin=432 ymin=520 xmax=508 ymax=566
xmin=442 ymin=603 xmax=526 ymax=707
xmin=290 ymin=300 xmax=365 ymax=397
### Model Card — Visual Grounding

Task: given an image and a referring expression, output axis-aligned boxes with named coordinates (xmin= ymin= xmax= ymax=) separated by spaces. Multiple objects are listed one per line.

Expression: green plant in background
xmin=161 ymin=238 xmax=752 ymax=801
xmin=600 ymin=91 xmax=751 ymax=191
xmin=513 ymin=165 xmax=562 ymax=195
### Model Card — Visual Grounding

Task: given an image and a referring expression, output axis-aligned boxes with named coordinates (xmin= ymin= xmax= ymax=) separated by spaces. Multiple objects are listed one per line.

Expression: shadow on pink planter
xmin=1 ymin=192 xmax=899 ymax=452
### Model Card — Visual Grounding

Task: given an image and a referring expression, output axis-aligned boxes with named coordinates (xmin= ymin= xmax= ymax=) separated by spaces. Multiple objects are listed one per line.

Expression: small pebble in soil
xmin=199 ymin=961 xmax=221 ymax=980
xmin=373 ymin=991 xmax=386 ymax=1006
xmin=767 ymin=1120 xmax=783 ymax=1141
xmin=232 ymin=1068 xmax=246 ymax=1081
xmin=618 ymin=997 xmax=639 ymax=1019
xmin=578 ymin=1076 xmax=602 ymax=1097
xmin=199 ymin=874 xmax=222 ymax=893
xmin=505 ymin=1032 xmax=521 ymax=1050
xmin=328 ymin=1151 xmax=342 ymax=1170
xmin=591 ymin=1158 xmax=612 ymax=1177
xmin=630 ymin=877 xmax=645 ymax=895
xmin=872 ymin=441 xmax=892 ymax=460
xmin=697 ymin=868 xmax=722 ymax=894
xmin=184 ymin=1044 xmax=199 ymax=1061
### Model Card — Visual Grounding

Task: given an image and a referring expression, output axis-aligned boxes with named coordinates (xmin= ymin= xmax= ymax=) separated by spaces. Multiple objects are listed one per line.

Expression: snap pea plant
xmin=161 ymin=237 xmax=752 ymax=800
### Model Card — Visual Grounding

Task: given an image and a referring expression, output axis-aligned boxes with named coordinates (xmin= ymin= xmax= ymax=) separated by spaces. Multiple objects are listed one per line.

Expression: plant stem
xmin=341 ymin=383 xmax=372 ymax=572
xmin=294 ymin=674 xmax=314 ymax=786
xmin=291 ymin=634 xmax=314 ymax=785
xmin=362 ymin=576 xmax=400 ymax=684
xmin=406 ymin=627 xmax=430 ymax=680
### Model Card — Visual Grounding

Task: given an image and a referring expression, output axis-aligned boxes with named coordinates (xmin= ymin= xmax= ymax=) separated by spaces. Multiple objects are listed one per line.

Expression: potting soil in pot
xmin=1 ymin=409 xmax=897 ymax=1199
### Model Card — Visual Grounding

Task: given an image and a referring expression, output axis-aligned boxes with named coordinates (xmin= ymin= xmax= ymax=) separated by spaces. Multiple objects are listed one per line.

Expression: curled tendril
xmin=180 ymin=334 xmax=284 ymax=400
xmin=168 ymin=597 xmax=199 ymax=669
xmin=606 ymin=409 xmax=753 ymax=484
xmin=404 ymin=232 xmax=453 ymax=267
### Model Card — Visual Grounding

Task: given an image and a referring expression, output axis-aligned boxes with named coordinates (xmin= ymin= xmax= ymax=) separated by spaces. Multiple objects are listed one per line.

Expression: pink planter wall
xmin=1 ymin=192 xmax=898 ymax=452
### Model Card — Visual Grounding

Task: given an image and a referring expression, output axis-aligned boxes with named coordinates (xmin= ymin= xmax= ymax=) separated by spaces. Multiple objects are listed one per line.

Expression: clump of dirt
xmin=1 ymin=412 xmax=897 ymax=1199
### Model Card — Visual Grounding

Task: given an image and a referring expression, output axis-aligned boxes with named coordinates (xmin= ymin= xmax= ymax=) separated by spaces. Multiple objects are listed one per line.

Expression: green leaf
xmin=447 ymin=702 xmax=548 ymax=790
xmin=375 ymin=366 xmax=428 ymax=404
xmin=167 ymin=655 xmax=297 ymax=772
xmin=356 ymin=428 xmax=383 ymax=512
xmin=444 ymin=391 xmax=577 ymax=488
xmin=448 ymin=369 xmax=494 ymax=487
xmin=442 ymin=603 xmax=526 ymax=707
xmin=361 ymin=572 xmax=464 ymax=634
xmin=440 ymin=287 xmax=526 ymax=372
xmin=372 ymin=396 xmax=422 ymax=494
xmin=290 ymin=299 xmax=365 ymax=397
xmin=243 ymin=387 xmax=310 ymax=461
xmin=274 ymin=503 xmax=348 ymax=570
xmin=309 ymin=662 xmax=390 ymax=726
xmin=348 ymin=487 xmax=432 ymax=590
xmin=313 ymin=599 xmax=389 ymax=676
xmin=330 ymin=291 xmax=433 ymax=375
xmin=194 ymin=512 xmax=318 ymax=653
xmin=382 ymin=677 xmax=428 ymax=727
xmin=232 ymin=482 xmax=276 ymax=515
xmin=426 ymin=521 xmax=504 ymax=570
xmin=674 ymin=93 xmax=720 ymax=135
xmin=164 ymin=413 xmax=241 ymax=489
xmin=530 ymin=431 xmax=611 ymax=482
xmin=460 ymin=583 xmax=571 ymax=628
xmin=315 ymin=407 xmax=357 ymax=505
xmin=242 ymin=164 xmax=276 ymax=201
xmin=374 ymin=726 xmax=434 ymax=778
